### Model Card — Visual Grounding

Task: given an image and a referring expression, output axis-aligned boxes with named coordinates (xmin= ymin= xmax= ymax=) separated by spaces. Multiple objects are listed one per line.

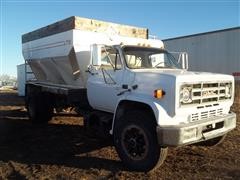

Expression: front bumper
xmin=157 ymin=112 xmax=236 ymax=146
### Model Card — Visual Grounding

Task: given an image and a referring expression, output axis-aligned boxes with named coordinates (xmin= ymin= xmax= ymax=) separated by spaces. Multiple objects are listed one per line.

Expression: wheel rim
xmin=121 ymin=124 xmax=149 ymax=161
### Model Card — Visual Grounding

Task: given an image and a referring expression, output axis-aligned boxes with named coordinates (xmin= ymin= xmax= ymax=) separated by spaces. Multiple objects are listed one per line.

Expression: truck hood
xmin=131 ymin=69 xmax=234 ymax=83
xmin=129 ymin=68 xmax=234 ymax=117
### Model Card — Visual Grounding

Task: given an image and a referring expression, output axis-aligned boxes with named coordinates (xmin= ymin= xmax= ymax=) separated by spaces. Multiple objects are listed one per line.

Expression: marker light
xmin=154 ymin=89 xmax=165 ymax=99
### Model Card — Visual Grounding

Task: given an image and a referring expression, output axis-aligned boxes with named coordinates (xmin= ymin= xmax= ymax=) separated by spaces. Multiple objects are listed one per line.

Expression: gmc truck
xmin=22 ymin=16 xmax=236 ymax=171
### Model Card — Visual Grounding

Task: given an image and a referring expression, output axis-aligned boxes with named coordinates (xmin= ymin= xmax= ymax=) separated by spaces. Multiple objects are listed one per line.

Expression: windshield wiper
xmin=155 ymin=64 xmax=176 ymax=69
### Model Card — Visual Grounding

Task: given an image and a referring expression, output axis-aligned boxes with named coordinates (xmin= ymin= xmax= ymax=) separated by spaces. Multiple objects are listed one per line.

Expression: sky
xmin=0 ymin=0 xmax=239 ymax=77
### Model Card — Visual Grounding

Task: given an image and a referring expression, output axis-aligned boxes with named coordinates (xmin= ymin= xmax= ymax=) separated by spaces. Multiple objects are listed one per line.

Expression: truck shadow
xmin=0 ymin=91 xmax=25 ymax=106
xmin=0 ymin=109 xmax=125 ymax=172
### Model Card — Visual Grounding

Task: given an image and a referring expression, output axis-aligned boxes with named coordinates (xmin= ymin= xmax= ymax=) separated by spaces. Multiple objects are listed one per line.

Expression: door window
xmin=101 ymin=47 xmax=122 ymax=70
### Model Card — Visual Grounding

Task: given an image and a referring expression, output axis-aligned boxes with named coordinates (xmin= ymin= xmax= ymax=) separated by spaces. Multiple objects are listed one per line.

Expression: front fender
xmin=110 ymin=93 xmax=169 ymax=134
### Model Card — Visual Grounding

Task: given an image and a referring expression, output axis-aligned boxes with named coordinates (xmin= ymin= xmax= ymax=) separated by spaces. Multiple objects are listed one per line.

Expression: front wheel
xmin=114 ymin=111 xmax=168 ymax=172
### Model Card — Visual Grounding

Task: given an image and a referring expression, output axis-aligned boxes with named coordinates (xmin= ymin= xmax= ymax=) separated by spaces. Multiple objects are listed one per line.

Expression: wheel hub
xmin=129 ymin=138 xmax=137 ymax=148
xmin=121 ymin=124 xmax=149 ymax=161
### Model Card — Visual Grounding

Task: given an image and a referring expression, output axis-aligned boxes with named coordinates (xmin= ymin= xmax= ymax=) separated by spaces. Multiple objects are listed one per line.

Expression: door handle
xmin=117 ymin=89 xmax=131 ymax=96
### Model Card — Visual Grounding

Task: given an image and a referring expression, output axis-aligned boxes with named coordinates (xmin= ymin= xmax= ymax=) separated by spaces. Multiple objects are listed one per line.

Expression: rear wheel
xmin=114 ymin=111 xmax=167 ymax=172
xmin=27 ymin=93 xmax=53 ymax=123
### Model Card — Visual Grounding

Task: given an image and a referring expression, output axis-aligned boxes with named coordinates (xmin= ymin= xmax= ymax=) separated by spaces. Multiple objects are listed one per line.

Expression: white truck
xmin=22 ymin=16 xmax=236 ymax=171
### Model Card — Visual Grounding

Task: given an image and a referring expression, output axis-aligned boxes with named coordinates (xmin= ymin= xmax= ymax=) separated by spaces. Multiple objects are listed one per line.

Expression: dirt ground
xmin=0 ymin=89 xmax=239 ymax=180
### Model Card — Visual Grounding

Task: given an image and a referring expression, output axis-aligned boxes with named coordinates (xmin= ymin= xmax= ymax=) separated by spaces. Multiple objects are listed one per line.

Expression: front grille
xmin=180 ymin=82 xmax=232 ymax=106
xmin=191 ymin=108 xmax=223 ymax=122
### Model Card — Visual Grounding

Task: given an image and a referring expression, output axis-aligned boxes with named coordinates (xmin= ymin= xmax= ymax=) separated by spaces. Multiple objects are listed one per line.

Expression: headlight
xmin=225 ymin=84 xmax=231 ymax=98
xmin=181 ymin=86 xmax=192 ymax=104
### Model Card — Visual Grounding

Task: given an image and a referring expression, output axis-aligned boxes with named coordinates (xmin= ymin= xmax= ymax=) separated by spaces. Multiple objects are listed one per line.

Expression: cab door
xmin=87 ymin=46 xmax=124 ymax=112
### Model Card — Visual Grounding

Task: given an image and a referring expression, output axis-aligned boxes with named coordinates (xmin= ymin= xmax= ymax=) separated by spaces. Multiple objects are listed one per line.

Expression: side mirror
xmin=179 ymin=52 xmax=189 ymax=70
xmin=91 ymin=44 xmax=102 ymax=66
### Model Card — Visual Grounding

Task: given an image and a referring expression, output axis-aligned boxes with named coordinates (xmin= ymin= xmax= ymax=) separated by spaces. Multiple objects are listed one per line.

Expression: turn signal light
xmin=154 ymin=89 xmax=165 ymax=99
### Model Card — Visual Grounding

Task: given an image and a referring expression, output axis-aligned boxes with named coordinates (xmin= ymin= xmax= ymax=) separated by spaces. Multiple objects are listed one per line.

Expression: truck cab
xmin=86 ymin=44 xmax=236 ymax=171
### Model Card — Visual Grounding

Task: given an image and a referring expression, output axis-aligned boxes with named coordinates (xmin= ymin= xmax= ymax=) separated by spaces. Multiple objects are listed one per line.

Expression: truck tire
xmin=27 ymin=93 xmax=53 ymax=123
xmin=195 ymin=135 xmax=226 ymax=147
xmin=114 ymin=111 xmax=168 ymax=172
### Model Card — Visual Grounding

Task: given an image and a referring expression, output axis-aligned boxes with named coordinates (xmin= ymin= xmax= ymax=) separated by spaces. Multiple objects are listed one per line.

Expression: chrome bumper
xmin=157 ymin=112 xmax=236 ymax=146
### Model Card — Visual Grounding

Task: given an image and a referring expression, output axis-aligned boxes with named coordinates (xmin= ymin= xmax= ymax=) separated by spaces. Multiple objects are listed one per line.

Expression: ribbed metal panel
xmin=163 ymin=28 xmax=240 ymax=80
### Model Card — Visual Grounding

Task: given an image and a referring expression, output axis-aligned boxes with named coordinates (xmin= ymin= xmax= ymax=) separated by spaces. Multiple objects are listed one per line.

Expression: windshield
xmin=123 ymin=46 xmax=181 ymax=69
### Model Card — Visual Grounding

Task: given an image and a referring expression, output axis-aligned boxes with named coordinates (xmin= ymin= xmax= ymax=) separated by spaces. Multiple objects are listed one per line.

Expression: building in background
xmin=163 ymin=27 xmax=240 ymax=81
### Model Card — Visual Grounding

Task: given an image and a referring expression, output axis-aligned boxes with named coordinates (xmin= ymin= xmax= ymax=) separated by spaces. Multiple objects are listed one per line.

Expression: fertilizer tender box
xmin=22 ymin=16 xmax=236 ymax=172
